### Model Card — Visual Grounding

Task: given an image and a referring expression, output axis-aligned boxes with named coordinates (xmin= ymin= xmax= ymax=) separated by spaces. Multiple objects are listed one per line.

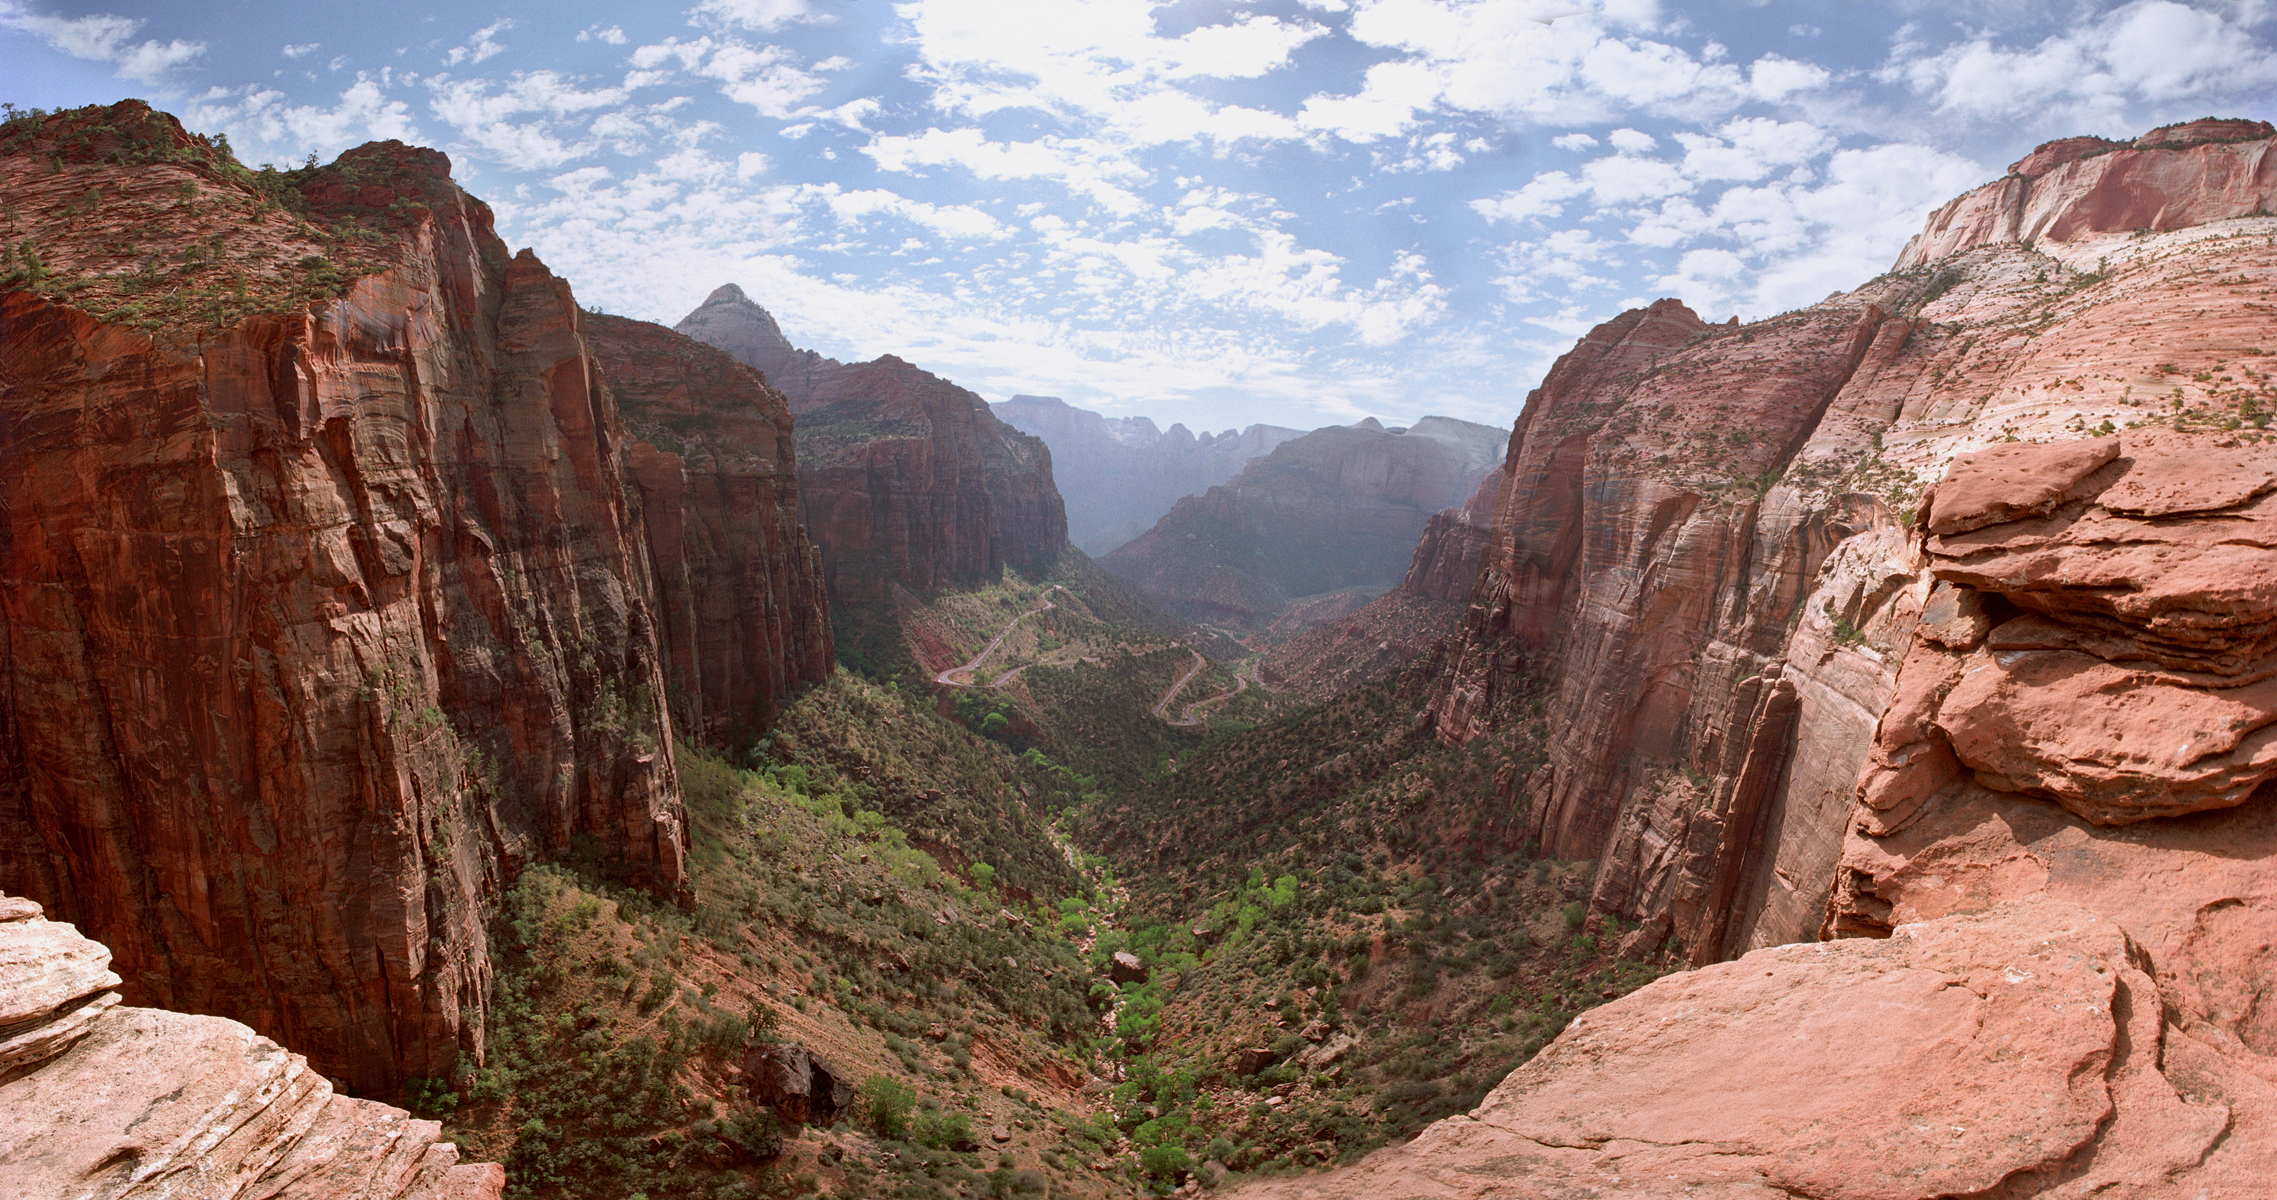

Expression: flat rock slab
xmin=1925 ymin=436 xmax=2117 ymax=534
xmin=1227 ymin=898 xmax=2224 ymax=1200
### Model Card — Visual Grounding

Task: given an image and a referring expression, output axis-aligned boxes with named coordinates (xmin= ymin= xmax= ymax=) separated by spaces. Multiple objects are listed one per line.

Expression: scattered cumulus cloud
xmin=444 ymin=19 xmax=512 ymax=67
xmin=12 ymin=0 xmax=2275 ymax=429
xmin=1882 ymin=0 xmax=2277 ymax=132
xmin=0 ymin=2 xmax=205 ymax=83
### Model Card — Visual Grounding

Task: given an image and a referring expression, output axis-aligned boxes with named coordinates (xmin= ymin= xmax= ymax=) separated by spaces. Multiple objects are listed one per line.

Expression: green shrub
xmin=859 ymin=1075 xmax=917 ymax=1140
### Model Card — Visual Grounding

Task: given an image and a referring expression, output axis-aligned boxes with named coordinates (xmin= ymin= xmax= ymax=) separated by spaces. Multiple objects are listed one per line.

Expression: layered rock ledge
xmin=0 ymin=893 xmax=502 ymax=1199
xmin=1229 ymin=897 xmax=2247 ymax=1199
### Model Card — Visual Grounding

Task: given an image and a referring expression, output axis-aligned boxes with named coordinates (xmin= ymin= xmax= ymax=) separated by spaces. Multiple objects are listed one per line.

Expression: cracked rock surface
xmin=0 ymin=893 xmax=502 ymax=1200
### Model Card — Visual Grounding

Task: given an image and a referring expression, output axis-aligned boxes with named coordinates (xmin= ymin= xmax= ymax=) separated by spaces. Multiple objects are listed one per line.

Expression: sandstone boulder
xmin=742 ymin=1042 xmax=853 ymax=1127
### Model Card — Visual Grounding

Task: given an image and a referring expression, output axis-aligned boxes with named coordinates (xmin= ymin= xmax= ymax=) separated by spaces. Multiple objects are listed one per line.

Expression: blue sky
xmin=5 ymin=1 xmax=2274 ymax=432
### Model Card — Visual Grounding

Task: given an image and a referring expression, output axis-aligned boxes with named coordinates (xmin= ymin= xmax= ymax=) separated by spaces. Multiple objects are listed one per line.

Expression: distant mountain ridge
xmin=990 ymin=394 xmax=1304 ymax=556
xmin=1101 ymin=415 xmax=1506 ymax=626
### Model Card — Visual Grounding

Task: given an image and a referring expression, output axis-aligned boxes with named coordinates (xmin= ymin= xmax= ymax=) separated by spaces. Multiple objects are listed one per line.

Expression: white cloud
xmin=1306 ymin=0 xmax=1850 ymax=144
xmin=813 ymin=185 xmax=1010 ymax=241
xmin=631 ymin=36 xmax=838 ymax=118
xmin=1607 ymin=127 xmax=1655 ymax=152
xmin=1883 ymin=0 xmax=2277 ymax=130
xmin=1471 ymin=170 xmax=1588 ymax=224
xmin=863 ymin=127 xmax=1149 ymax=215
xmin=1552 ymin=132 xmax=1598 ymax=151
xmin=282 ymin=42 xmax=319 ymax=60
xmin=577 ymin=25 xmax=627 ymax=46
xmin=690 ymin=0 xmax=813 ymax=31
xmin=417 ymin=71 xmax=635 ymax=169
xmin=444 ymin=19 xmax=513 ymax=67
xmin=185 ymin=77 xmax=421 ymax=162
xmin=900 ymin=0 xmax=1323 ymax=147
xmin=0 ymin=4 xmax=204 ymax=83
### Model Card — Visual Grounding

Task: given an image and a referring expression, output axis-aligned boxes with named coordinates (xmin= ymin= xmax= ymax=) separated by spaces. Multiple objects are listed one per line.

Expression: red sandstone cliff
xmin=1102 ymin=416 xmax=1506 ymax=626
xmin=0 ymin=102 xmax=827 ymax=1094
xmin=1231 ymin=115 xmax=2277 ymax=1200
xmin=1897 ymin=117 xmax=2276 ymax=267
xmin=676 ymin=284 xmax=1069 ymax=605
xmin=1427 ymin=116 xmax=2277 ymax=967
xmin=587 ymin=314 xmax=831 ymax=745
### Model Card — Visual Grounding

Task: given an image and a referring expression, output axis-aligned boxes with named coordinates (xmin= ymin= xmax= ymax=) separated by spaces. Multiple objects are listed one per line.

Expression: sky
xmin=4 ymin=1 xmax=2274 ymax=434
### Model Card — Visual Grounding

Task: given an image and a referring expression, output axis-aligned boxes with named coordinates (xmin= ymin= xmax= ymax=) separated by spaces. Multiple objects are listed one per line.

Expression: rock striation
xmin=1427 ymin=117 xmax=2277 ymax=967
xmin=676 ymin=285 xmax=1069 ymax=605
xmin=587 ymin=313 xmax=832 ymax=744
xmin=1102 ymin=416 xmax=1505 ymax=626
xmin=1228 ymin=897 xmax=2253 ymax=1199
xmin=989 ymin=395 xmax=1303 ymax=556
xmin=0 ymin=103 xmax=829 ymax=1094
xmin=0 ymin=892 xmax=505 ymax=1198
xmin=1898 ymin=117 xmax=2276 ymax=268
xmin=1238 ymin=116 xmax=2277 ymax=1200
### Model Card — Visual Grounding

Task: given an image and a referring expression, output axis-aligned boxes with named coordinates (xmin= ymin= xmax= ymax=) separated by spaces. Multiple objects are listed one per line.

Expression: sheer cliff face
xmin=1100 ymin=416 xmax=1507 ymax=625
xmin=0 ymin=106 xmax=825 ymax=1094
xmin=587 ymin=314 xmax=831 ymax=745
xmin=676 ymin=285 xmax=1069 ymax=603
xmin=989 ymin=395 xmax=1304 ymax=556
xmin=1429 ymin=118 xmax=2277 ymax=967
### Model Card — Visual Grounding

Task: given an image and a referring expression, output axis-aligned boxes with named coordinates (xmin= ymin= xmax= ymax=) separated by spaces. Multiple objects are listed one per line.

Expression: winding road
xmin=1149 ymin=650 xmax=1209 ymax=724
xmin=933 ymin=587 xmax=1066 ymax=686
xmin=1156 ymin=655 xmax=1254 ymax=727
xmin=934 ymin=588 xmax=1253 ymax=730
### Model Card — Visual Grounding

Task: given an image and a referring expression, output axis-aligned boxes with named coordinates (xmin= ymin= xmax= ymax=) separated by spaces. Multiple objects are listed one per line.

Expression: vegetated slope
xmin=0 ymin=101 xmax=818 ymax=1094
xmin=423 ymin=674 xmax=1140 ymax=1200
xmin=1067 ymin=658 xmax=1675 ymax=1181
xmin=1102 ymin=417 xmax=1506 ymax=629
xmin=1218 ymin=118 xmax=2277 ymax=1199
xmin=991 ymin=395 xmax=1303 ymax=557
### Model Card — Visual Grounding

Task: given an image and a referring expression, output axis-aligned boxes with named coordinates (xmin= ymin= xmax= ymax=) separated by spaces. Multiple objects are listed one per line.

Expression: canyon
xmin=1233 ymin=118 xmax=2277 ymax=1197
xmin=0 ymin=101 xmax=828 ymax=1104
xmin=1102 ymin=416 xmax=1505 ymax=627
xmin=4 ymin=95 xmax=2276 ymax=1200
xmin=990 ymin=394 xmax=1303 ymax=557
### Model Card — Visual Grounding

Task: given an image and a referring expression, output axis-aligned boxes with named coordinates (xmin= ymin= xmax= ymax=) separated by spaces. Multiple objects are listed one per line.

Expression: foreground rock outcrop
xmin=0 ymin=893 xmax=504 ymax=1198
xmin=1104 ymin=416 xmax=1505 ymax=626
xmin=991 ymin=394 xmax=1303 ymax=556
xmin=677 ymin=284 xmax=1069 ymax=605
xmin=1230 ymin=897 xmax=2259 ymax=1199
xmin=0 ymin=103 xmax=829 ymax=1092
